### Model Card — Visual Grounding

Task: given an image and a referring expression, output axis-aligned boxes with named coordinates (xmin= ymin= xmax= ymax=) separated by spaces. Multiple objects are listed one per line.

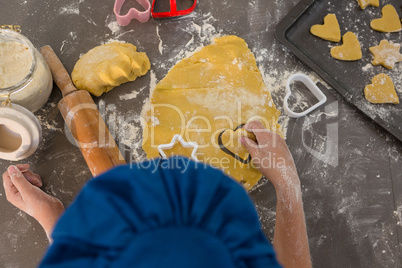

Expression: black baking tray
xmin=276 ymin=0 xmax=402 ymax=142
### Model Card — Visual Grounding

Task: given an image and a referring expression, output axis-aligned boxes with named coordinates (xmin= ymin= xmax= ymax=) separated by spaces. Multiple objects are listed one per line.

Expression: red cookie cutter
xmin=114 ymin=0 xmax=151 ymax=26
xmin=151 ymin=0 xmax=197 ymax=18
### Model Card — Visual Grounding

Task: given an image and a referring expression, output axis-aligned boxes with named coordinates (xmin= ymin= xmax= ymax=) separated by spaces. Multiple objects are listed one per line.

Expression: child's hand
xmin=2 ymin=165 xmax=64 ymax=240
xmin=239 ymin=121 xmax=300 ymax=189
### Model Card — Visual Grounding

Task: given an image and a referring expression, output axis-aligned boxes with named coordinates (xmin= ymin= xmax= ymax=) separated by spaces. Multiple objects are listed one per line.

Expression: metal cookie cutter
xmin=283 ymin=73 xmax=327 ymax=118
xmin=114 ymin=0 xmax=151 ymax=26
xmin=158 ymin=134 xmax=199 ymax=162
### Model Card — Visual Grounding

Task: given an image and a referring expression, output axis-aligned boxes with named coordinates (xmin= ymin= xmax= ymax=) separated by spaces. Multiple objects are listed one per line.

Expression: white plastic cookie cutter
xmin=158 ymin=134 xmax=199 ymax=162
xmin=114 ymin=0 xmax=151 ymax=26
xmin=283 ymin=73 xmax=327 ymax=118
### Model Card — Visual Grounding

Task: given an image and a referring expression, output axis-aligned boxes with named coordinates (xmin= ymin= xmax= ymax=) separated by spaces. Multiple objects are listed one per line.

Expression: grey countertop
xmin=1 ymin=0 xmax=401 ymax=267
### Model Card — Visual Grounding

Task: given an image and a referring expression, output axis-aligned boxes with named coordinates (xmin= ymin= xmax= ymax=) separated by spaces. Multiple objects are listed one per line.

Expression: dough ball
xmin=72 ymin=42 xmax=150 ymax=97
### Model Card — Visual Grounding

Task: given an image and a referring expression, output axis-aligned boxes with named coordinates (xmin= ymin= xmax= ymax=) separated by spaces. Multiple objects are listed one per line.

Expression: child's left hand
xmin=2 ymin=165 xmax=65 ymax=240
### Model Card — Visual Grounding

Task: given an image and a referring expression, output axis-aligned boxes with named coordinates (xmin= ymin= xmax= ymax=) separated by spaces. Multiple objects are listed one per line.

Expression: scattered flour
xmin=149 ymin=70 xmax=157 ymax=95
xmin=362 ymin=63 xmax=373 ymax=72
xmin=107 ymin=19 xmax=121 ymax=35
xmin=119 ymin=86 xmax=146 ymax=101
xmin=156 ymin=26 xmax=163 ymax=55
xmin=59 ymin=1 xmax=82 ymax=15
xmin=103 ymin=15 xmax=133 ymax=44
xmin=394 ymin=205 xmax=402 ymax=226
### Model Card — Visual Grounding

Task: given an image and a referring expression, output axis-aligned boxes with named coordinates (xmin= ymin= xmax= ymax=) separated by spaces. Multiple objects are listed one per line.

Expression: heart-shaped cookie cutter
xmin=218 ymin=124 xmax=252 ymax=164
xmin=151 ymin=0 xmax=197 ymax=18
xmin=158 ymin=134 xmax=199 ymax=161
xmin=114 ymin=0 xmax=151 ymax=26
xmin=283 ymin=73 xmax=327 ymax=118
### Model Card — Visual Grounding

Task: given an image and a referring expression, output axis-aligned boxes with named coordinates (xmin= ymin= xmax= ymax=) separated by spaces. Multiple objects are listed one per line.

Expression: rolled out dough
xmin=141 ymin=36 xmax=282 ymax=190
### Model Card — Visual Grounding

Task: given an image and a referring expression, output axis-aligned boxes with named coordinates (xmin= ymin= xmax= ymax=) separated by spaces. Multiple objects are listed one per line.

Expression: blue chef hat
xmin=40 ymin=157 xmax=281 ymax=268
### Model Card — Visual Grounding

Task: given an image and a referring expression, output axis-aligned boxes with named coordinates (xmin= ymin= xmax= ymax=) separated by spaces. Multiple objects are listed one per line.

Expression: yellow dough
xmin=72 ymin=42 xmax=150 ymax=97
xmin=310 ymin=14 xmax=341 ymax=42
xmin=141 ymin=36 xmax=282 ymax=190
xmin=330 ymin=32 xmax=362 ymax=61
xmin=356 ymin=0 xmax=379 ymax=9
xmin=369 ymin=40 xmax=402 ymax=69
xmin=370 ymin=5 xmax=402 ymax=33
xmin=364 ymin=73 xmax=399 ymax=104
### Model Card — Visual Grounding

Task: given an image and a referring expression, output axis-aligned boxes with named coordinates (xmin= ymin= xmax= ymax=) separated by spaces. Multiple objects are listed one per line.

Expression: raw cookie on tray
xmin=364 ymin=73 xmax=400 ymax=104
xmin=310 ymin=14 xmax=341 ymax=42
xmin=369 ymin=40 xmax=402 ymax=69
xmin=370 ymin=5 xmax=401 ymax=33
xmin=330 ymin=32 xmax=362 ymax=61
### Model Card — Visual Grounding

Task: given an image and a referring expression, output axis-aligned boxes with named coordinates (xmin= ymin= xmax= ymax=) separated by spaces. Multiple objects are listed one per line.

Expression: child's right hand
xmin=239 ymin=121 xmax=300 ymax=190
xmin=240 ymin=121 xmax=312 ymax=268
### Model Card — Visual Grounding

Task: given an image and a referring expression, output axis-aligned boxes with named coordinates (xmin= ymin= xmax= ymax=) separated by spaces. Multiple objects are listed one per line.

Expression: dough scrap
xmin=370 ymin=5 xmax=401 ymax=33
xmin=364 ymin=73 xmax=399 ymax=104
xmin=356 ymin=0 xmax=379 ymax=9
xmin=310 ymin=14 xmax=341 ymax=42
xmin=141 ymin=36 xmax=282 ymax=190
xmin=369 ymin=40 xmax=402 ymax=69
xmin=330 ymin=32 xmax=362 ymax=61
xmin=72 ymin=42 xmax=150 ymax=97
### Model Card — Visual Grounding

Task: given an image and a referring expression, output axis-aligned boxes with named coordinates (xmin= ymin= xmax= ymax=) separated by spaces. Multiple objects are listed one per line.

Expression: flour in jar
xmin=0 ymin=41 xmax=33 ymax=88
xmin=0 ymin=30 xmax=53 ymax=112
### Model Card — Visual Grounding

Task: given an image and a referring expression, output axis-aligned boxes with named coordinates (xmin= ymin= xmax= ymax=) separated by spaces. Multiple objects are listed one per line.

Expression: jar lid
xmin=0 ymin=103 xmax=42 ymax=161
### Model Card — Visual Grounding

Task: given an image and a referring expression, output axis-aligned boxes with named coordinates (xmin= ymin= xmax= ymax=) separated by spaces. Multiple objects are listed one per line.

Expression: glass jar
xmin=0 ymin=29 xmax=53 ymax=112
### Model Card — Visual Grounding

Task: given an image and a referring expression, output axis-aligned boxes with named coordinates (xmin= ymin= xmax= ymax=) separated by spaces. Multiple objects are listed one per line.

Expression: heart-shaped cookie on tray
xmin=364 ymin=73 xmax=400 ymax=104
xmin=218 ymin=124 xmax=256 ymax=164
xmin=330 ymin=32 xmax=362 ymax=61
xmin=370 ymin=5 xmax=402 ymax=33
xmin=310 ymin=14 xmax=341 ymax=42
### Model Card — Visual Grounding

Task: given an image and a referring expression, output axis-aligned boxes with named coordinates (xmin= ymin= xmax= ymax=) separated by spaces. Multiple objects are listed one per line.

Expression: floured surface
xmin=142 ymin=36 xmax=281 ymax=190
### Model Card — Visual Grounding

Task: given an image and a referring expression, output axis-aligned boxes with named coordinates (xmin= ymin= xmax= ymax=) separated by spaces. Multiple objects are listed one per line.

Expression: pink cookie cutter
xmin=114 ymin=0 xmax=151 ymax=26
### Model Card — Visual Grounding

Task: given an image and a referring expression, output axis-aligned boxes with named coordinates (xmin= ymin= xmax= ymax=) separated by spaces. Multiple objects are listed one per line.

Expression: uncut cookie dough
xmin=310 ymin=14 xmax=341 ymax=42
xmin=364 ymin=73 xmax=399 ymax=104
xmin=72 ymin=42 xmax=150 ymax=97
xmin=330 ymin=32 xmax=362 ymax=61
xmin=142 ymin=36 xmax=282 ymax=190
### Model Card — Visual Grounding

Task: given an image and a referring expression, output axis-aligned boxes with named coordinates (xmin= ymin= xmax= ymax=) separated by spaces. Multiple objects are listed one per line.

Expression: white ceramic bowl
xmin=0 ymin=104 xmax=41 ymax=161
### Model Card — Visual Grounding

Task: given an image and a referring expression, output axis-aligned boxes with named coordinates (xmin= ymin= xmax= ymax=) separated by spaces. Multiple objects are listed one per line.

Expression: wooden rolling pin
xmin=41 ymin=45 xmax=126 ymax=176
